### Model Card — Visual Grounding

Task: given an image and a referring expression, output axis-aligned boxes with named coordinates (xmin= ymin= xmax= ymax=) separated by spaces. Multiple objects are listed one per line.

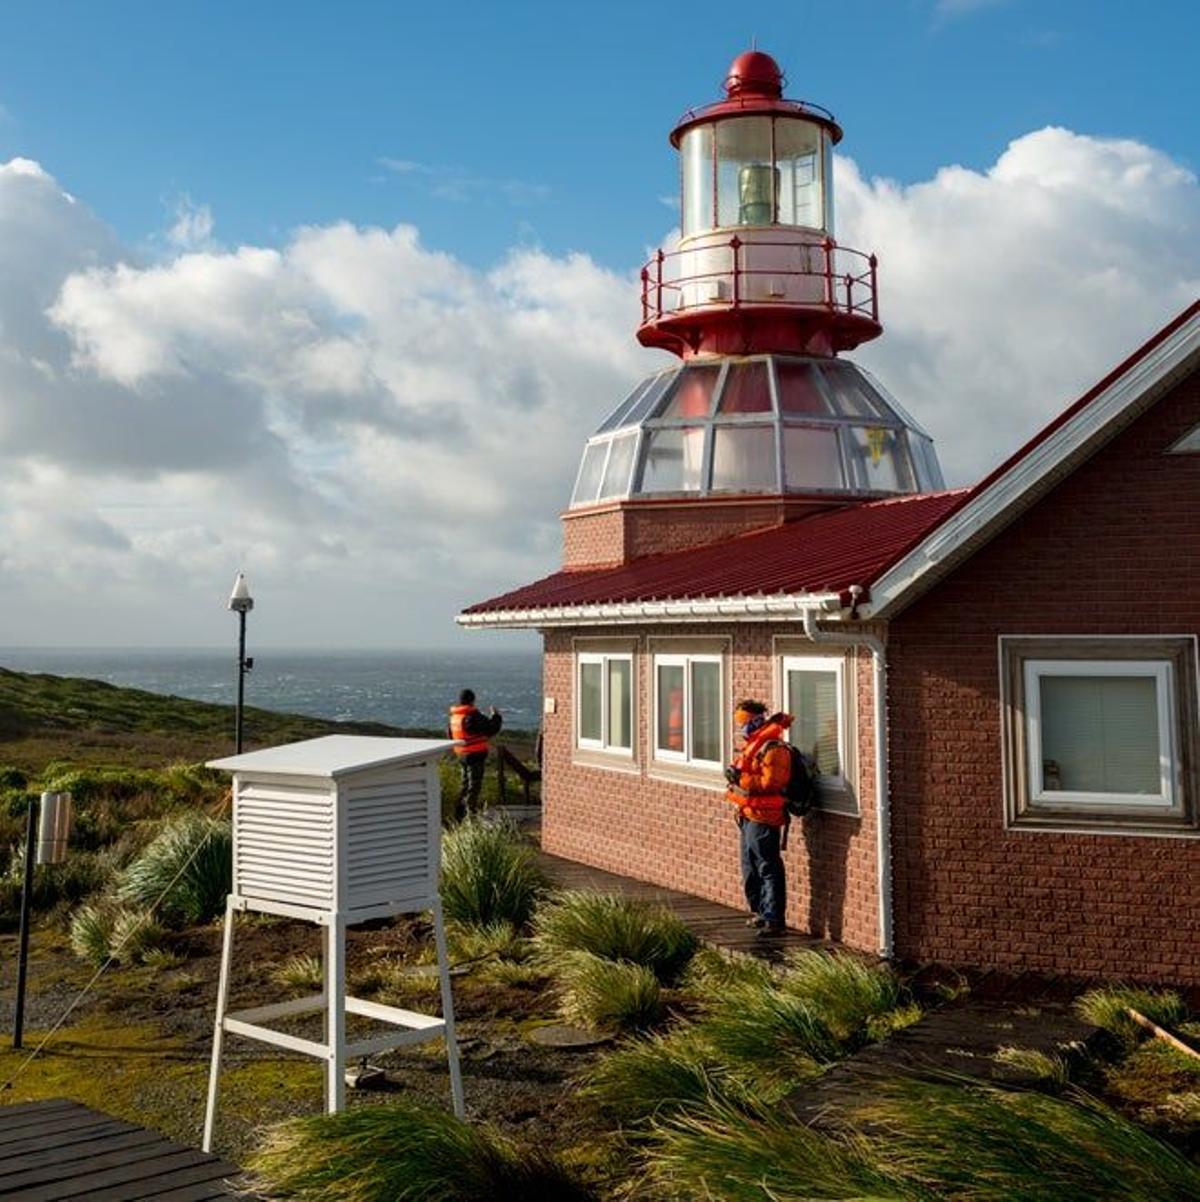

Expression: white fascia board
xmin=868 ymin=311 xmax=1200 ymax=616
xmin=457 ymin=592 xmax=844 ymax=630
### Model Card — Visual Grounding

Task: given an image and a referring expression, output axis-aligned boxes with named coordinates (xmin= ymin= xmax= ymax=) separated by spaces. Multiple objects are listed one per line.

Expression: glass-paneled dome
xmin=570 ymin=355 xmax=945 ymax=508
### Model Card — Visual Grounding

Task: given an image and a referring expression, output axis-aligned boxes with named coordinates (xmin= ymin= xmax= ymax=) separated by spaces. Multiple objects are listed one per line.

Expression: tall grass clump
xmin=559 ymin=952 xmax=665 ymax=1033
xmin=439 ymin=816 xmax=548 ymax=929
xmin=69 ymin=900 xmax=164 ymax=966
xmin=119 ymin=812 xmax=232 ymax=927
xmin=584 ymin=1028 xmax=740 ymax=1127
xmin=1075 ymin=985 xmax=1187 ymax=1045
xmin=781 ymin=950 xmax=910 ymax=1044
xmin=533 ymin=891 xmax=697 ymax=984
xmin=856 ymin=1079 xmax=1200 ymax=1201
xmin=642 ymin=1096 xmax=910 ymax=1202
xmin=246 ymin=1098 xmax=597 ymax=1202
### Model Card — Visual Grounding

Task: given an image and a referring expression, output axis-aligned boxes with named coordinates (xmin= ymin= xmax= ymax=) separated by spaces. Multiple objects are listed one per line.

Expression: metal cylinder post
xmin=13 ymin=795 xmax=38 ymax=1049
xmin=236 ymin=609 xmax=246 ymax=754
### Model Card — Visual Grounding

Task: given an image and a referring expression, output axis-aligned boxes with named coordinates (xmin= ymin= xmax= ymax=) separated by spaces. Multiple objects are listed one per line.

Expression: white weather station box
xmin=202 ymin=735 xmax=464 ymax=1151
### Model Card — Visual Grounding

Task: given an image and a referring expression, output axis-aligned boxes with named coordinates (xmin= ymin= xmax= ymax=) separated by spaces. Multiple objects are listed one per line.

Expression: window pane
xmin=846 ymin=426 xmax=913 ymax=492
xmin=599 ymin=432 xmax=638 ymax=500
xmin=820 ymin=362 xmax=884 ymax=417
xmin=910 ymin=435 xmax=946 ymax=491
xmin=607 ymin=659 xmax=632 ymax=750
xmin=1041 ymin=675 xmax=1161 ymax=794
xmin=716 ymin=117 xmax=775 ymax=227
xmin=691 ymin=661 xmax=722 ymax=762
xmin=775 ymin=120 xmax=823 ymax=229
xmin=625 ymin=370 xmax=678 ymax=424
xmin=783 ymin=426 xmax=843 ymax=490
xmin=571 ymin=442 xmax=608 ymax=506
xmin=711 ymin=426 xmax=777 ymax=492
xmin=657 ymin=664 xmax=685 ymax=752
xmin=638 ymin=427 xmax=706 ymax=493
xmin=579 ymin=662 xmax=602 ymax=742
xmin=718 ymin=362 xmax=772 ymax=414
xmin=596 ymin=378 xmax=650 ymax=434
xmin=775 ymin=360 xmax=831 ymax=415
xmin=681 ymin=126 xmax=714 ymax=237
xmin=787 ymin=668 xmax=840 ymax=776
xmin=660 ymin=365 xmax=720 ymax=419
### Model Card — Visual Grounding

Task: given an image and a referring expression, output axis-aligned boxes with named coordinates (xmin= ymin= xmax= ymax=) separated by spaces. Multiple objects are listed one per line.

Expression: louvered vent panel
xmin=345 ymin=766 xmax=433 ymax=910
xmin=235 ymin=781 xmax=334 ymax=909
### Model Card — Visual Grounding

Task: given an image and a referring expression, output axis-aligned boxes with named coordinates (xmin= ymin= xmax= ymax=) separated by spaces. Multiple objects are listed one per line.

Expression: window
xmin=1001 ymin=637 xmax=1200 ymax=833
xmin=577 ymin=651 xmax=634 ymax=755
xmin=783 ymin=654 xmax=851 ymax=799
xmin=654 ymin=652 xmax=723 ymax=768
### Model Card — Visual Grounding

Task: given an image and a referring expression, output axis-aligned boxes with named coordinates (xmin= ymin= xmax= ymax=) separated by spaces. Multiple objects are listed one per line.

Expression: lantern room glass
xmin=680 ymin=118 xmax=830 ymax=235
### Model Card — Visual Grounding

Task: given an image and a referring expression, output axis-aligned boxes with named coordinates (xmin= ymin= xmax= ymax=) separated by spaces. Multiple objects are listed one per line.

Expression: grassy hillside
xmin=0 ymin=665 xmax=425 ymax=773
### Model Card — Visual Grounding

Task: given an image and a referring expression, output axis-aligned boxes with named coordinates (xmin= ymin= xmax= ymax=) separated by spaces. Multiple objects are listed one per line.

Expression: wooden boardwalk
xmin=538 ymin=848 xmax=845 ymax=961
xmin=0 ymin=1099 xmax=249 ymax=1200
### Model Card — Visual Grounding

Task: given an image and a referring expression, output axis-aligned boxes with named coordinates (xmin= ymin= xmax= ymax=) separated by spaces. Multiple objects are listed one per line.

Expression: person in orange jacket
xmin=725 ymin=699 xmax=793 ymax=937
xmin=448 ymin=688 xmax=503 ymax=821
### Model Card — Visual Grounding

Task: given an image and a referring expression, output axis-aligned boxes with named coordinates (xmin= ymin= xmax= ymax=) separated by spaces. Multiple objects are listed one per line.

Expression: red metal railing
xmin=639 ymin=235 xmax=878 ymax=327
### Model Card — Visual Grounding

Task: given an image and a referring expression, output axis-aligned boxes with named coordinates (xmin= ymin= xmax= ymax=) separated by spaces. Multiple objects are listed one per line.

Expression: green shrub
xmin=119 ymin=812 xmax=231 ymax=927
xmin=0 ymin=765 xmax=27 ymax=790
xmin=559 ymin=952 xmax=665 ymax=1033
xmin=1075 ymin=986 xmax=1187 ymax=1045
xmin=584 ymin=1029 xmax=738 ymax=1127
xmin=533 ymin=891 xmax=697 ymax=984
xmin=780 ymin=950 xmax=909 ymax=1044
xmin=246 ymin=1098 xmax=597 ymax=1201
xmin=697 ymin=983 xmax=839 ymax=1089
xmin=439 ymin=817 xmax=548 ymax=929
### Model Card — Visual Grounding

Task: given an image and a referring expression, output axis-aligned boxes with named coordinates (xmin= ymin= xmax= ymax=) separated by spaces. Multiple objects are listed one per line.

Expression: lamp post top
xmin=228 ymin=572 xmax=254 ymax=613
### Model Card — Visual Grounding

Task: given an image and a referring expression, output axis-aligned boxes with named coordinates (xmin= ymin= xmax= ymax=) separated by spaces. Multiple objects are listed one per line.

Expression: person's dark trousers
xmin=455 ymin=752 xmax=488 ymax=821
xmin=738 ymin=816 xmax=786 ymax=926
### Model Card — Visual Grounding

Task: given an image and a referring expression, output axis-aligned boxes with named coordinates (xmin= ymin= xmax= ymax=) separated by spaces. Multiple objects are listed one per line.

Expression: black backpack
xmin=760 ymin=739 xmax=818 ymax=818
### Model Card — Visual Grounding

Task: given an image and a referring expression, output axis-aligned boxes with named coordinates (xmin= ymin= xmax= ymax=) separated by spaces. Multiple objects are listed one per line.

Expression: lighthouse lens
xmin=716 ymin=118 xmax=772 ymax=228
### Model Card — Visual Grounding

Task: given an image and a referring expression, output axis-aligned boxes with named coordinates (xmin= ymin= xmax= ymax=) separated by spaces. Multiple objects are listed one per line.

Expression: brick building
xmin=459 ymin=50 xmax=1200 ymax=984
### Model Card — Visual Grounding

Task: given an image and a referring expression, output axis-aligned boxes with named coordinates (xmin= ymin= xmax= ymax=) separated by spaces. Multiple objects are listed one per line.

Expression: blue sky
xmin=0 ymin=1 xmax=1197 ymax=647
xmin=1 ymin=1 xmax=1196 ymax=272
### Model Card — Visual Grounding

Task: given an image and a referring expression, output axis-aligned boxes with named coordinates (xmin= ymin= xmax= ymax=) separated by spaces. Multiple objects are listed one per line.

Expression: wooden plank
xmin=85 ymin=1155 xmax=243 ymax=1201
xmin=0 ymin=1105 xmax=91 ymax=1137
xmin=0 ymin=1098 xmax=81 ymax=1123
xmin=4 ymin=1148 xmax=233 ymax=1201
xmin=0 ymin=1116 xmax=135 ymax=1153
xmin=0 ymin=1130 xmax=171 ymax=1190
xmin=151 ymin=1184 xmax=249 ymax=1202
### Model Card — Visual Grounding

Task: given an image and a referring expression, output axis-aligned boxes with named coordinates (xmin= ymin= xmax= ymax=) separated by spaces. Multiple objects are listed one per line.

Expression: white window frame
xmin=576 ymin=651 xmax=634 ymax=758
xmin=782 ymin=654 xmax=849 ymax=794
xmin=653 ymin=652 xmax=724 ymax=769
xmin=1024 ymin=658 xmax=1176 ymax=811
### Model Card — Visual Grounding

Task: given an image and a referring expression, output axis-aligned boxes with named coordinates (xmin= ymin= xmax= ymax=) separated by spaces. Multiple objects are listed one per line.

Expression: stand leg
xmin=325 ymin=916 xmax=346 ymax=1114
xmin=432 ymin=897 xmax=465 ymax=1118
xmin=202 ymin=896 xmax=236 ymax=1153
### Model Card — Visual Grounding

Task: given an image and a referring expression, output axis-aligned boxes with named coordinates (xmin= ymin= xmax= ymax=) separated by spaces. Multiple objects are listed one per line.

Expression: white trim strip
xmin=458 ymin=592 xmax=843 ymax=630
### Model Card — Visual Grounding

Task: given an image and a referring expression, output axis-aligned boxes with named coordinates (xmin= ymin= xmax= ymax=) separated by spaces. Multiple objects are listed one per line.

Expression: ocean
xmin=0 ymin=647 xmax=543 ymax=732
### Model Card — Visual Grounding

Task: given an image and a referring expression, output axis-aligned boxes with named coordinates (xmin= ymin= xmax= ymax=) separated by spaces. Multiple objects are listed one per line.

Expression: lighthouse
xmin=566 ymin=49 xmax=944 ymax=562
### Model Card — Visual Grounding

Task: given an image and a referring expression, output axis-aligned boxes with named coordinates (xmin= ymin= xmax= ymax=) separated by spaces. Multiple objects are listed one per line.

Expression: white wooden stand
xmin=201 ymin=736 xmax=463 ymax=1153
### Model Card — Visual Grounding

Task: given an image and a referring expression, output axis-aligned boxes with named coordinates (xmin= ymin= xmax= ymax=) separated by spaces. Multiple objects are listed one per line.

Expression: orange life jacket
xmin=726 ymin=716 xmax=793 ymax=827
xmin=449 ymin=705 xmax=490 ymax=757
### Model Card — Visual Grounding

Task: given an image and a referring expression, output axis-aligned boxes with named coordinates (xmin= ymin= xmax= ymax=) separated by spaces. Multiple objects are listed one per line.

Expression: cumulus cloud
xmin=0 ymin=126 xmax=1197 ymax=644
xmin=166 ymin=195 xmax=215 ymax=250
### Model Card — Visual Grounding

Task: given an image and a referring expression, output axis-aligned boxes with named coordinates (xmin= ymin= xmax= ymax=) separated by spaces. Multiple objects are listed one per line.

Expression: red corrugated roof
xmin=463 ymin=490 xmax=966 ymax=614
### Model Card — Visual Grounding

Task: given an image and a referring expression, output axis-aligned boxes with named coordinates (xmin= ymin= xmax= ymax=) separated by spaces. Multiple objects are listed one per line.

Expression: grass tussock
xmin=439 ymin=816 xmax=548 ymax=930
xmin=69 ymin=900 xmax=165 ymax=966
xmin=275 ymin=954 xmax=324 ymax=991
xmin=992 ymin=1045 xmax=1071 ymax=1089
xmin=1075 ymin=985 xmax=1187 ymax=1044
xmin=780 ymin=950 xmax=910 ymax=1044
xmin=558 ymin=952 xmax=665 ymax=1034
xmin=246 ymin=1097 xmax=596 ymax=1202
xmin=533 ymin=891 xmax=697 ymax=984
xmin=119 ymin=812 xmax=232 ymax=927
xmin=1105 ymin=1040 xmax=1200 ymax=1134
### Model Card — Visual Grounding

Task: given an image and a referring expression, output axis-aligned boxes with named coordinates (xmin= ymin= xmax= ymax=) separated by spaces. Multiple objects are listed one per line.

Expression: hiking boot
xmin=745 ymin=914 xmax=766 ymax=929
xmin=755 ymin=922 xmax=786 ymax=938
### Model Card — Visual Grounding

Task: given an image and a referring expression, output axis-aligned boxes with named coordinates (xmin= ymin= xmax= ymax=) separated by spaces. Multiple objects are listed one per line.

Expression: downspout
xmin=802 ymin=603 xmax=893 ymax=961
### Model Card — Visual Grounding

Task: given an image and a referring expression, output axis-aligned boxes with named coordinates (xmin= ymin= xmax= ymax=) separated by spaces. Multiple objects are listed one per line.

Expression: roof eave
xmin=457 ymin=591 xmax=845 ymax=630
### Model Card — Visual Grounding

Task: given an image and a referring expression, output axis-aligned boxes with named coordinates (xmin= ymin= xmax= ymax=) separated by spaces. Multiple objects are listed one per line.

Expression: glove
xmin=724 ymin=765 xmax=740 ymax=786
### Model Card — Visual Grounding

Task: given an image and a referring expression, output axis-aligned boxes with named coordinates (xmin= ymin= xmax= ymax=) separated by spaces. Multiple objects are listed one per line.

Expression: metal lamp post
xmin=13 ymin=791 xmax=72 ymax=1048
xmin=228 ymin=573 xmax=254 ymax=754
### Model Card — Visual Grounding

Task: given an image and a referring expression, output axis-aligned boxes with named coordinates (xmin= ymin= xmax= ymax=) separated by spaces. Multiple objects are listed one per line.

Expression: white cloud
xmin=377 ymin=157 xmax=550 ymax=206
xmin=0 ymin=126 xmax=1197 ymax=645
xmin=166 ymin=195 xmax=215 ymax=249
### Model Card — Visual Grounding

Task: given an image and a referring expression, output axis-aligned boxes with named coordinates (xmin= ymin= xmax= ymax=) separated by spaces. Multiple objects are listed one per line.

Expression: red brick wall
xmin=541 ymin=623 xmax=883 ymax=952
xmin=889 ymin=370 xmax=1200 ymax=983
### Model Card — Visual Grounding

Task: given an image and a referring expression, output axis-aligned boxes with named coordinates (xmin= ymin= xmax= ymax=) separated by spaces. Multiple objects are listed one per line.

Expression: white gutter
xmin=457 ymin=591 xmax=844 ymax=630
xmin=803 ymin=607 xmax=893 ymax=961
